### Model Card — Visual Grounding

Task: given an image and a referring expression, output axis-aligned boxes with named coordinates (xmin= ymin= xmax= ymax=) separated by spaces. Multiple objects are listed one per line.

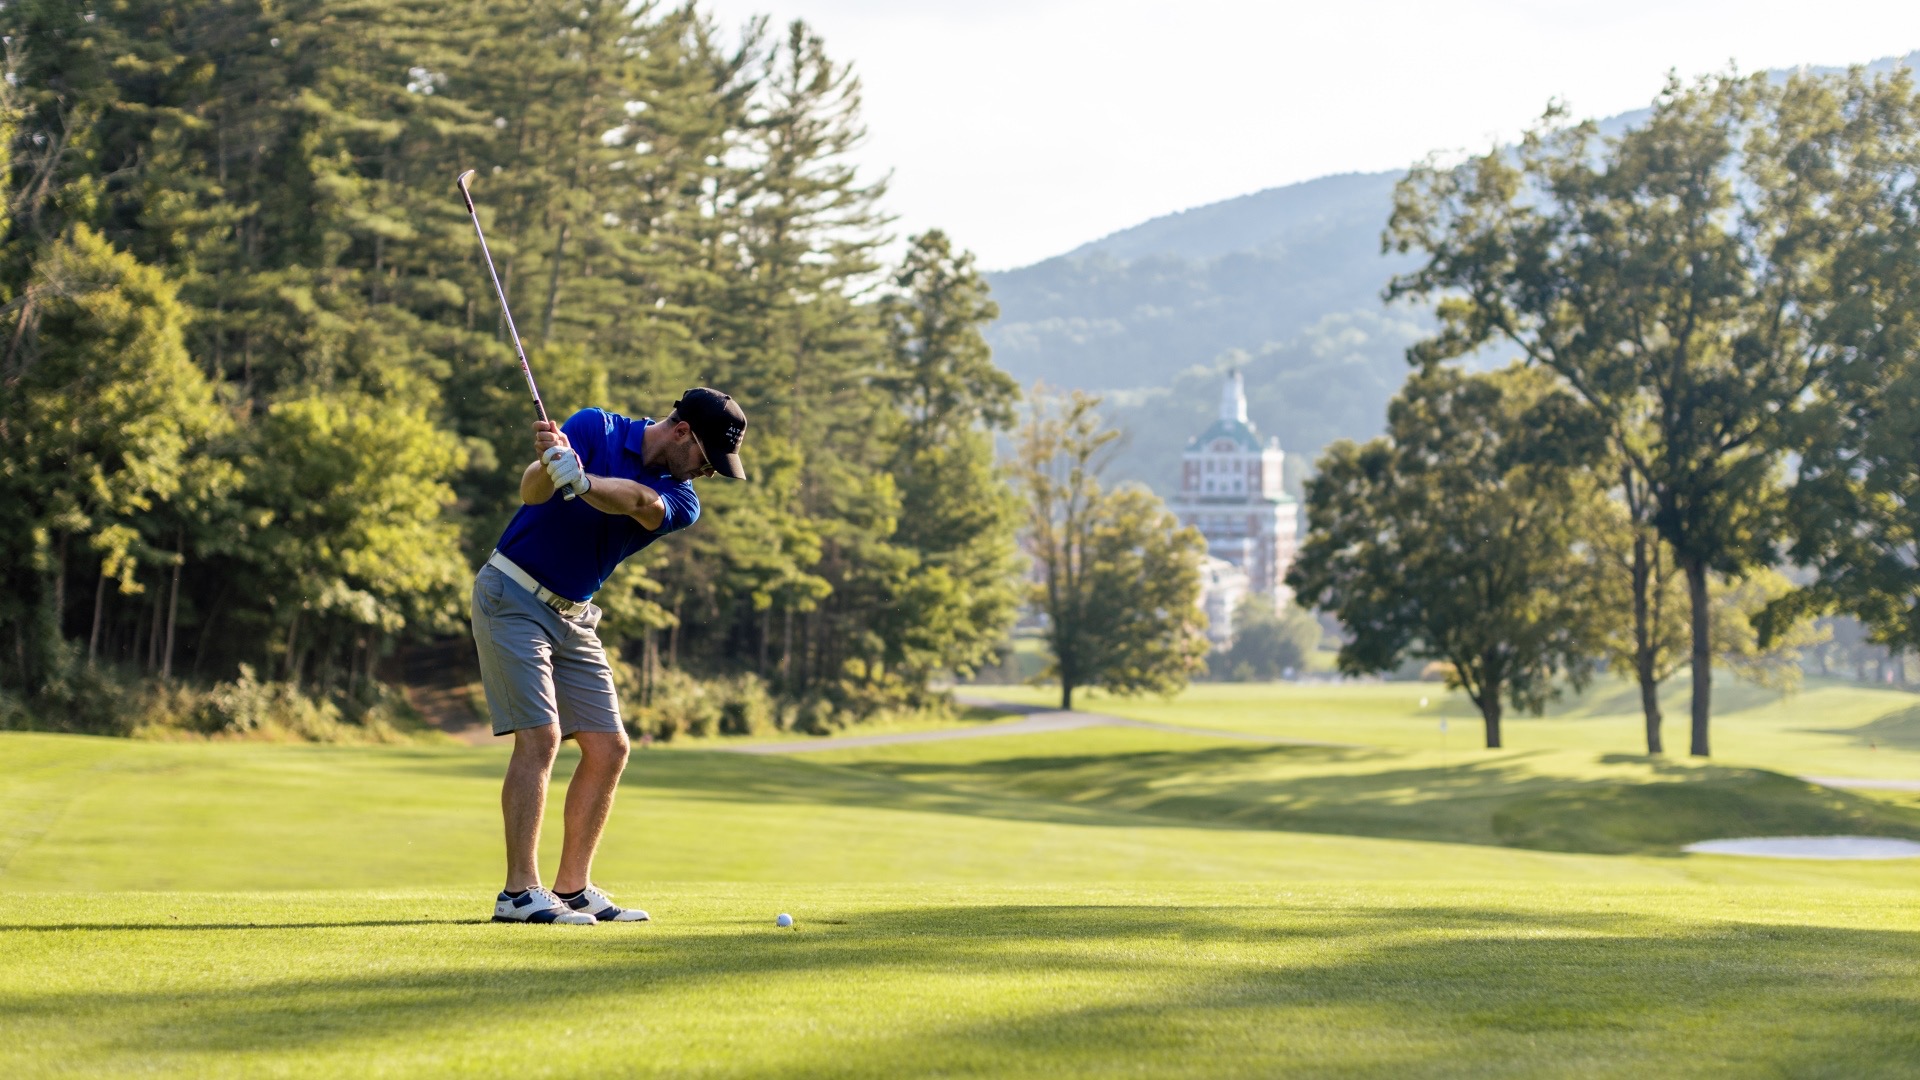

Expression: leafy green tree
xmin=1019 ymin=388 xmax=1207 ymax=710
xmin=1221 ymin=596 xmax=1322 ymax=681
xmin=1384 ymin=69 xmax=1913 ymax=755
xmin=234 ymin=390 xmax=469 ymax=694
xmin=1593 ymin=509 xmax=1824 ymax=752
xmin=0 ymin=225 xmax=222 ymax=692
xmin=1590 ymin=500 xmax=1688 ymax=754
xmin=1711 ymin=569 xmax=1828 ymax=691
xmin=1288 ymin=365 xmax=1610 ymax=748
xmin=1767 ymin=73 xmax=1920 ymax=655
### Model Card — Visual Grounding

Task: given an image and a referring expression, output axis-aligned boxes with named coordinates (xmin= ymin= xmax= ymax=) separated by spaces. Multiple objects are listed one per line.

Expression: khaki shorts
xmin=470 ymin=564 xmax=622 ymax=738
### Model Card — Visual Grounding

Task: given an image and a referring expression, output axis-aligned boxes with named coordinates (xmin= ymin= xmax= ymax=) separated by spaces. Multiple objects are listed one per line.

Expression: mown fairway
xmin=6 ymin=679 xmax=1920 ymax=1077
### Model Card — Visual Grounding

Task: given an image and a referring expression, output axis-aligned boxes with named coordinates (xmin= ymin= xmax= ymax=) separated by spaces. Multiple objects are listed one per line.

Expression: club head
xmin=456 ymin=169 xmax=477 ymax=211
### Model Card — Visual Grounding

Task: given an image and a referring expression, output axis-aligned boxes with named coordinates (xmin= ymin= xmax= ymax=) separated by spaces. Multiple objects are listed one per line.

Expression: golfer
xmin=472 ymin=388 xmax=747 ymax=924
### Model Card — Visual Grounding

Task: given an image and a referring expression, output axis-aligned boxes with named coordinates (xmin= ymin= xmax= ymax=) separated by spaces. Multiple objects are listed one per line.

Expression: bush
xmin=188 ymin=665 xmax=330 ymax=736
xmin=617 ymin=668 xmax=965 ymax=741
xmin=0 ymin=661 xmax=423 ymax=743
xmin=789 ymin=695 xmax=841 ymax=736
xmin=716 ymin=674 xmax=775 ymax=736
xmin=1219 ymin=597 xmax=1323 ymax=681
xmin=624 ymin=671 xmax=779 ymax=740
xmin=30 ymin=664 xmax=141 ymax=735
xmin=623 ymin=669 xmax=720 ymax=741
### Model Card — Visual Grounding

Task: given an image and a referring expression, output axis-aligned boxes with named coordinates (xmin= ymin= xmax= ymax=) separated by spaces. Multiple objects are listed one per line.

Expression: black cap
xmin=674 ymin=388 xmax=747 ymax=480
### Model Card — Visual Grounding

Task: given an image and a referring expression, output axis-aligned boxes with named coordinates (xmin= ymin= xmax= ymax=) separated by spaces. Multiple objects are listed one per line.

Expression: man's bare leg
xmin=553 ymin=729 xmax=630 ymax=894
xmin=502 ymin=724 xmax=561 ymax=891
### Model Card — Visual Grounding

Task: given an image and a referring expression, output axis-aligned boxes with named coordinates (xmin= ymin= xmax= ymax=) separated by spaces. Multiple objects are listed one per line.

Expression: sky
xmin=700 ymin=1 xmax=1920 ymax=271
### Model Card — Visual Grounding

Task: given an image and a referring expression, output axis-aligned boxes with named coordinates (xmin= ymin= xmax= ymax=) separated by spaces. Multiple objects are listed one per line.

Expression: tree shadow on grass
xmin=611 ymin=745 xmax=1920 ymax=855
xmin=369 ymin=741 xmax=1920 ymax=856
xmin=8 ymin=902 xmax=1919 ymax=1076
xmin=804 ymin=906 xmax=1920 ymax=1079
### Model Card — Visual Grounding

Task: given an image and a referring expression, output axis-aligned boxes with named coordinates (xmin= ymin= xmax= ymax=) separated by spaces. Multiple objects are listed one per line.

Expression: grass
xmin=809 ymin=727 xmax=1920 ymax=856
xmin=7 ymin=884 xmax=1920 ymax=1078
xmin=6 ymin=677 xmax=1920 ymax=1076
xmin=977 ymin=675 xmax=1920 ymax=779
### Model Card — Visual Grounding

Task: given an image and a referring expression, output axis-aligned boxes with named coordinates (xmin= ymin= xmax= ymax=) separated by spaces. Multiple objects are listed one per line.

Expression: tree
xmin=1221 ymin=596 xmax=1322 ymax=681
xmin=0 ymin=225 xmax=223 ymax=692
xmin=1384 ymin=69 xmax=1914 ymax=756
xmin=876 ymin=230 xmax=1018 ymax=456
xmin=0 ymin=0 xmax=1027 ymax=734
xmin=1590 ymin=500 xmax=1688 ymax=754
xmin=1288 ymin=365 xmax=1610 ymax=748
xmin=1018 ymin=388 xmax=1208 ymax=710
xmin=1768 ymin=72 xmax=1920 ymax=656
xmin=1594 ymin=509 xmax=1824 ymax=752
xmin=1712 ymin=569 xmax=1828 ymax=691
xmin=235 ymin=390 xmax=470 ymax=694
xmin=877 ymin=230 xmax=1022 ymax=686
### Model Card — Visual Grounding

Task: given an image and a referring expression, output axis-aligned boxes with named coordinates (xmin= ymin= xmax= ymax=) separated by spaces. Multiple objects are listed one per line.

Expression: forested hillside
xmin=0 ymin=0 xmax=1020 ymax=736
xmin=990 ymin=49 xmax=1920 ymax=495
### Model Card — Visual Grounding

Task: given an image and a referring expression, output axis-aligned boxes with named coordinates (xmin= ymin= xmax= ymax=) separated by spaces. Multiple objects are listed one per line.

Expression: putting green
xmin=4 ymin=678 xmax=1919 ymax=1076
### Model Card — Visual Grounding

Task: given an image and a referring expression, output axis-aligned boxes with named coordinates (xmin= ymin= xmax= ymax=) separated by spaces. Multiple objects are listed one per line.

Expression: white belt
xmin=487 ymin=551 xmax=590 ymax=619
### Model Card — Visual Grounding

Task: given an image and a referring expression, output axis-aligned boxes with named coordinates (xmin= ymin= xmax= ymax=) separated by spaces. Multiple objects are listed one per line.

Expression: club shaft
xmin=460 ymin=184 xmax=549 ymax=426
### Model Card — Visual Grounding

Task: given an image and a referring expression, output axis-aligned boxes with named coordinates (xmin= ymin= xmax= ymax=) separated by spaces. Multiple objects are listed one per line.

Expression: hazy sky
xmin=701 ymin=0 xmax=1920 ymax=270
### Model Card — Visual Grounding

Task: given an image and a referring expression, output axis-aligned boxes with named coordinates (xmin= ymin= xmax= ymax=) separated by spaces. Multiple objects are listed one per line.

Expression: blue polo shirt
xmin=494 ymin=408 xmax=700 ymax=601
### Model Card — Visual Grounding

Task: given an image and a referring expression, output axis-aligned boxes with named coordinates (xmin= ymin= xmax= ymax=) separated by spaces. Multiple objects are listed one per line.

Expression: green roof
xmin=1190 ymin=417 xmax=1262 ymax=453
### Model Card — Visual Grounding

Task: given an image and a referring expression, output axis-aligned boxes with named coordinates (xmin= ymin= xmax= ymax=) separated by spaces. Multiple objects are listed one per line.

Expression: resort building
xmin=1167 ymin=371 xmax=1299 ymax=644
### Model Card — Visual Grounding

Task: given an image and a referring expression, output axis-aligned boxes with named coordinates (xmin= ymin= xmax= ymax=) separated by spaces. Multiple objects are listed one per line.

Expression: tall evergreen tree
xmin=0 ymin=0 xmax=1027 ymax=734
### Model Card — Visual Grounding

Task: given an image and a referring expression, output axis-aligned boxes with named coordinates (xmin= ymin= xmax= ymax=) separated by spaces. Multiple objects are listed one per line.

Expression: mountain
xmin=986 ymin=50 xmax=1920 ymax=497
xmin=986 ymin=169 xmax=1414 ymax=395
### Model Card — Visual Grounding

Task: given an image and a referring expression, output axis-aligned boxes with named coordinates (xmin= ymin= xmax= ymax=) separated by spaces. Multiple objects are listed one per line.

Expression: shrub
xmin=790 ymin=695 xmax=841 ymax=736
xmin=716 ymin=674 xmax=775 ymax=736
xmin=1219 ymin=597 xmax=1323 ymax=681
xmin=624 ymin=669 xmax=721 ymax=741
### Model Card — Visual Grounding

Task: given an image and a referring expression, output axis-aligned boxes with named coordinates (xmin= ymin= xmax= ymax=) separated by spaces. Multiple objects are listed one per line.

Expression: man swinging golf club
xmin=473 ymin=389 xmax=747 ymax=924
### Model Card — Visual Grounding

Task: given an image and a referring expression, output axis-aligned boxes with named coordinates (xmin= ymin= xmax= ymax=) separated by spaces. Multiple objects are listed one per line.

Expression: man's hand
xmin=533 ymin=420 xmax=571 ymax=457
xmin=543 ymin=445 xmax=591 ymax=498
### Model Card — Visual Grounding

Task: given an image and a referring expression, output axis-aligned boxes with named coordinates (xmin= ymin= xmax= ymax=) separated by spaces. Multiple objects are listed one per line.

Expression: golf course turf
xmin=5 ymin=679 xmax=1920 ymax=1076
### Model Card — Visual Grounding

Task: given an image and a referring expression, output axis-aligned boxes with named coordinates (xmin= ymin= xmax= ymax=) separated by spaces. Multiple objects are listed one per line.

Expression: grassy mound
xmin=1493 ymin=770 xmax=1920 ymax=854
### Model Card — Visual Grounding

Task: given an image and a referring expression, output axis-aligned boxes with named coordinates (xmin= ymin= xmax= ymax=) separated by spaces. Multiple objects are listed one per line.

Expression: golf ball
xmin=776 ymin=913 xmax=794 ymax=928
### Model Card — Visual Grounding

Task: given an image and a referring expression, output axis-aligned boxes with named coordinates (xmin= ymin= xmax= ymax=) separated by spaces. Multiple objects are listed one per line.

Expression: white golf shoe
xmin=562 ymin=884 xmax=650 ymax=923
xmin=493 ymin=886 xmax=597 ymax=924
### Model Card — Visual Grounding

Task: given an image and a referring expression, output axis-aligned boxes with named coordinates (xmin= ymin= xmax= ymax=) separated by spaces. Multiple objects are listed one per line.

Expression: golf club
xmin=456 ymin=168 xmax=576 ymax=500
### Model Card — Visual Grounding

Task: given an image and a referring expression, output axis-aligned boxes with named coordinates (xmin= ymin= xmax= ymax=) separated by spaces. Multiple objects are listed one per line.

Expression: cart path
xmin=717 ymin=695 xmax=1360 ymax=755
xmin=1800 ymin=776 xmax=1920 ymax=792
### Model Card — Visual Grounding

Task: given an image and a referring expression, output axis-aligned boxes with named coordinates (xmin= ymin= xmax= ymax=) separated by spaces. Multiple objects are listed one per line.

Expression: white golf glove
xmin=542 ymin=445 xmax=590 ymax=498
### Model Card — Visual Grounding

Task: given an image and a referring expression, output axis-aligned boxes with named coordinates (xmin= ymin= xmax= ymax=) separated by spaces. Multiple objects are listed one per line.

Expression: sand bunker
xmin=1683 ymin=836 xmax=1920 ymax=860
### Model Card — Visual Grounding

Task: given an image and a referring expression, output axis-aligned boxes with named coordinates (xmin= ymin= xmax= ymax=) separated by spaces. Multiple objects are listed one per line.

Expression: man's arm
xmin=523 ymin=459 xmax=663 ymax=528
xmin=578 ymin=476 xmax=666 ymax=531
xmin=524 ymin=419 xmax=569 ymax=504
xmin=524 ymin=416 xmax=668 ymax=529
xmin=521 ymin=459 xmax=559 ymax=504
